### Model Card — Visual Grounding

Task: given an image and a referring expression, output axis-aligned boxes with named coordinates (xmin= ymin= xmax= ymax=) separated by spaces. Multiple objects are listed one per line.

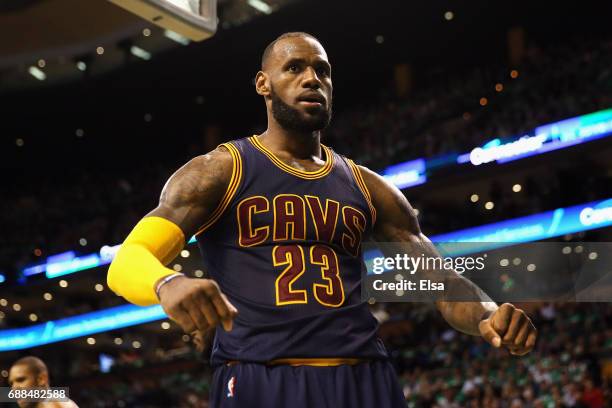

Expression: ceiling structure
xmin=0 ymin=0 xmax=297 ymax=89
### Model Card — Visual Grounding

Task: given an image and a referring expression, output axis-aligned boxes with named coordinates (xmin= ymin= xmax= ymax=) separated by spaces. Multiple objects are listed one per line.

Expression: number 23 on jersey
xmin=273 ymin=244 xmax=345 ymax=307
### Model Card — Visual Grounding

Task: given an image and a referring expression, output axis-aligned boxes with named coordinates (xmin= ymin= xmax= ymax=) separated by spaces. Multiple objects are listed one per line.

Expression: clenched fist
xmin=479 ymin=303 xmax=537 ymax=356
xmin=158 ymin=275 xmax=238 ymax=334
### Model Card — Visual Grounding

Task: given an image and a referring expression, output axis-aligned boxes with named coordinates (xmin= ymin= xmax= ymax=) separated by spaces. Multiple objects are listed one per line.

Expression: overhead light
xmin=87 ymin=337 xmax=96 ymax=345
xmin=79 ymin=238 xmax=87 ymax=246
xmin=164 ymin=30 xmax=190 ymax=45
xmin=96 ymin=46 xmax=105 ymax=55
xmin=37 ymin=59 xmax=46 ymax=68
xmin=485 ymin=201 xmax=494 ymax=210
xmin=173 ymin=264 xmax=183 ymax=272
xmin=180 ymin=250 xmax=190 ymax=258
xmin=512 ymin=184 xmax=522 ymax=192
xmin=132 ymin=340 xmax=141 ymax=349
xmin=444 ymin=11 xmax=454 ymax=21
xmin=247 ymin=0 xmax=272 ymax=14
xmin=43 ymin=293 xmax=53 ymax=301
xmin=161 ymin=322 xmax=170 ymax=330
xmin=470 ymin=194 xmax=479 ymax=203
xmin=375 ymin=35 xmax=384 ymax=44
xmin=95 ymin=284 xmax=104 ymax=292
xmin=194 ymin=270 xmax=204 ymax=278
xmin=13 ymin=304 xmax=21 ymax=312
xmin=29 ymin=313 xmax=38 ymax=322
xmin=130 ymin=46 xmax=151 ymax=61
xmin=0 ymin=299 xmax=7 ymax=306
xmin=59 ymin=280 xmax=68 ymax=288
xmin=142 ymin=28 xmax=151 ymax=37
xmin=15 ymin=138 xmax=24 ymax=147
xmin=28 ymin=66 xmax=46 ymax=81
xmin=76 ymin=61 xmax=87 ymax=71
xmin=114 ymin=337 xmax=123 ymax=345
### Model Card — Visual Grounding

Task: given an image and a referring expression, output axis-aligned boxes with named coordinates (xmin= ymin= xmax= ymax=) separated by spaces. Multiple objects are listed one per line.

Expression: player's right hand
xmin=158 ymin=276 xmax=238 ymax=333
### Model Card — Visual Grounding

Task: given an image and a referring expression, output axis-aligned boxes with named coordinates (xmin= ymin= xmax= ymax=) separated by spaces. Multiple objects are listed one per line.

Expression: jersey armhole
xmin=194 ymin=142 xmax=243 ymax=236
xmin=346 ymin=159 xmax=377 ymax=227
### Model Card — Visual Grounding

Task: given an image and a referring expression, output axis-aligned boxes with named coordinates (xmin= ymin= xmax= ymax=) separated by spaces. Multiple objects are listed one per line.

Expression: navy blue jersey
xmin=196 ymin=136 xmax=388 ymax=366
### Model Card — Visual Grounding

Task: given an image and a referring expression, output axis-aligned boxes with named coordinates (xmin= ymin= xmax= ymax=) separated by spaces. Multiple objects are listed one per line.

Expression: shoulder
xmin=161 ymin=146 xmax=235 ymax=203
xmin=354 ymin=163 xmax=421 ymax=236
xmin=352 ymin=163 xmax=393 ymax=201
xmin=180 ymin=145 xmax=234 ymax=177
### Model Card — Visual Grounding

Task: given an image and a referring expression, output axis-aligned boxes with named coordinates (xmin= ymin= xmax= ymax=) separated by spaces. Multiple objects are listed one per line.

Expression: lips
xmin=297 ymin=92 xmax=326 ymax=106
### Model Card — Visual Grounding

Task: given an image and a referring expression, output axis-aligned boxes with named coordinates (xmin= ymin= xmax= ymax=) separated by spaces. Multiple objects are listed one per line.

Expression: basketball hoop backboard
xmin=108 ymin=0 xmax=217 ymax=41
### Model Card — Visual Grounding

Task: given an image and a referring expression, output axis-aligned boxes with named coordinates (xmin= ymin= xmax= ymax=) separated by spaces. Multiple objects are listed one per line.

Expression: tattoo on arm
xmin=147 ymin=146 xmax=234 ymax=239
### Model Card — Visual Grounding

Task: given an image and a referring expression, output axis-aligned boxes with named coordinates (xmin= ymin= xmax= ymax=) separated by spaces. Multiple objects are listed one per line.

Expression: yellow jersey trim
xmin=248 ymin=136 xmax=334 ymax=180
xmin=195 ymin=142 xmax=243 ymax=236
xmin=224 ymin=358 xmax=368 ymax=367
xmin=267 ymin=358 xmax=366 ymax=366
xmin=347 ymin=159 xmax=377 ymax=227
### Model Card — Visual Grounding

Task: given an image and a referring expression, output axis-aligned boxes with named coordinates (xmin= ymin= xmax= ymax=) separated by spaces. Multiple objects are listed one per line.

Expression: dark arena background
xmin=1 ymin=0 xmax=611 ymax=407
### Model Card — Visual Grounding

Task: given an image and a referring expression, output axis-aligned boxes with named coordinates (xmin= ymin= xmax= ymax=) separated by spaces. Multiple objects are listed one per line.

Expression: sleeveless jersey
xmin=195 ymin=136 xmax=388 ymax=367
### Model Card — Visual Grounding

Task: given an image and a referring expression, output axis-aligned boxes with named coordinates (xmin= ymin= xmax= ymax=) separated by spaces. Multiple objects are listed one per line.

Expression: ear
xmin=37 ymin=371 xmax=49 ymax=387
xmin=255 ymin=71 xmax=270 ymax=96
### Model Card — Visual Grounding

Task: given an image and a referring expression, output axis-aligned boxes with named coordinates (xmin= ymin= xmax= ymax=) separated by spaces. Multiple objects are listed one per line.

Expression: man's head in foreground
xmin=256 ymin=32 xmax=333 ymax=133
xmin=9 ymin=356 xmax=50 ymax=408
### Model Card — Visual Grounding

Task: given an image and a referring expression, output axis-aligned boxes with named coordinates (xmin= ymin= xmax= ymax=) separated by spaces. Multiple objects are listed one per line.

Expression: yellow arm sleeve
xmin=107 ymin=216 xmax=185 ymax=306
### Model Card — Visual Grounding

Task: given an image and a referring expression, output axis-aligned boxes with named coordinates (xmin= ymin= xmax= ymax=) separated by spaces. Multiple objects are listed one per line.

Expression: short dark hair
xmin=261 ymin=32 xmax=322 ymax=69
xmin=12 ymin=356 xmax=48 ymax=377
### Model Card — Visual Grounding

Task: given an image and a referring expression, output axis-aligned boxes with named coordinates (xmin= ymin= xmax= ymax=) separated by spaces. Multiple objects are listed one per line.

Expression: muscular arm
xmin=147 ymin=146 xmax=233 ymax=237
xmin=107 ymin=146 xmax=238 ymax=334
xmin=359 ymin=165 xmax=536 ymax=354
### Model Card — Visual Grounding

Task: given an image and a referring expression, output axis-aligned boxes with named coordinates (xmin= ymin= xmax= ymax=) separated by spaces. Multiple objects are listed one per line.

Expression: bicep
xmin=147 ymin=146 xmax=234 ymax=238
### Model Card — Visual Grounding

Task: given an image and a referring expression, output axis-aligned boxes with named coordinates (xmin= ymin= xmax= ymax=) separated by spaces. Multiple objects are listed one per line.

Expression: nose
xmin=301 ymin=66 xmax=321 ymax=89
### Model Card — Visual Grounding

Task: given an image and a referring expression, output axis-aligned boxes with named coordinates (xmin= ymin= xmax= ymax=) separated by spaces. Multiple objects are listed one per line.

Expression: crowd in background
xmin=26 ymin=302 xmax=606 ymax=407
xmin=1 ymin=35 xmax=611 ymax=277
xmin=0 ymin=30 xmax=610 ymax=407
xmin=326 ymin=36 xmax=612 ymax=168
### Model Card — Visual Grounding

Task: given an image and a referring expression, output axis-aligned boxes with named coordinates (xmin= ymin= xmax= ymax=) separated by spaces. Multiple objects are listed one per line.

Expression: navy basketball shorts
xmin=210 ymin=360 xmax=406 ymax=408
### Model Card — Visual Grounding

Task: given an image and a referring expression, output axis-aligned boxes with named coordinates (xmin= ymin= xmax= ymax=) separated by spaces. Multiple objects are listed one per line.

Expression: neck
xmin=260 ymin=117 xmax=322 ymax=159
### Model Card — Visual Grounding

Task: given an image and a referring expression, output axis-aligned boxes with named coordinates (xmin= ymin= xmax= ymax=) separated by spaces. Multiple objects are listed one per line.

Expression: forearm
xmin=359 ymin=163 xmax=535 ymax=353
xmin=107 ymin=216 xmax=185 ymax=306
xmin=388 ymin=236 xmax=497 ymax=336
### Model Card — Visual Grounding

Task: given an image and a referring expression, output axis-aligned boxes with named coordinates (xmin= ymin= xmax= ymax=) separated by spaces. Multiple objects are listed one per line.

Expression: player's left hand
xmin=478 ymin=303 xmax=537 ymax=356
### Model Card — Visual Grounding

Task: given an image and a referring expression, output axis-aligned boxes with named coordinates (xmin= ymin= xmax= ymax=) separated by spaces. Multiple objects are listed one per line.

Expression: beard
xmin=270 ymin=86 xmax=332 ymax=132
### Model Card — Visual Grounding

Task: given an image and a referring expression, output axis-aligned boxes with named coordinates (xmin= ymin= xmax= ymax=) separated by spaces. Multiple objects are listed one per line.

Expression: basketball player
xmin=8 ymin=356 xmax=79 ymax=408
xmin=107 ymin=32 xmax=537 ymax=407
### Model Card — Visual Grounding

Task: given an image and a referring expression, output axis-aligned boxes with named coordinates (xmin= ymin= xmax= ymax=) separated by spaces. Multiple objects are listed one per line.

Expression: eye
xmin=316 ymin=67 xmax=329 ymax=77
xmin=288 ymin=64 xmax=299 ymax=73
